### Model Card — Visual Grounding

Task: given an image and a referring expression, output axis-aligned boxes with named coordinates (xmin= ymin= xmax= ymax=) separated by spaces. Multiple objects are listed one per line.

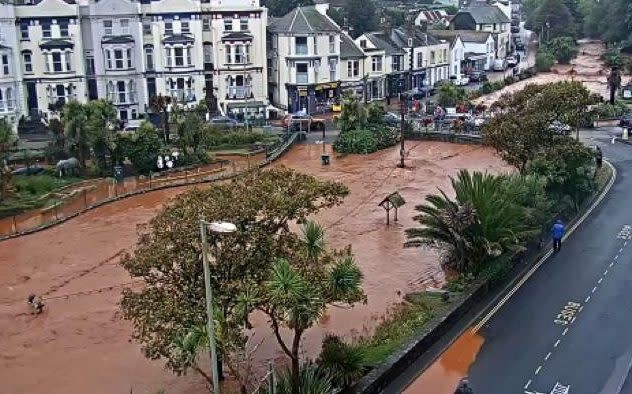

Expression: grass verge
xmin=0 ymin=175 xmax=83 ymax=218
xmin=355 ymin=292 xmax=455 ymax=367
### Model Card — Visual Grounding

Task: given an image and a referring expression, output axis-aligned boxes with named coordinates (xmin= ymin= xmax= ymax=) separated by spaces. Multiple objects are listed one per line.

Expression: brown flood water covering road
xmin=0 ymin=141 xmax=508 ymax=394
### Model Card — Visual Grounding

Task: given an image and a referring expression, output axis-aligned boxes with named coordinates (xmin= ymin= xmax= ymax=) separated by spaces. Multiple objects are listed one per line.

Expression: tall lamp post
xmin=199 ymin=220 xmax=237 ymax=394
xmin=398 ymin=92 xmax=407 ymax=168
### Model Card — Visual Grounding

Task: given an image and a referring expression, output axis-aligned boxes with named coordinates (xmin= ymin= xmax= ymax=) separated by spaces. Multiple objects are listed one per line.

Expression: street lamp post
xmin=199 ymin=220 xmax=237 ymax=394
xmin=398 ymin=92 xmax=407 ymax=168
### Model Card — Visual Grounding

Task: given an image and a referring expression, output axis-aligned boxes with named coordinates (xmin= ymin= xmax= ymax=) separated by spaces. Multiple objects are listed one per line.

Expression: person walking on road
xmin=551 ymin=219 xmax=565 ymax=253
xmin=454 ymin=378 xmax=474 ymax=394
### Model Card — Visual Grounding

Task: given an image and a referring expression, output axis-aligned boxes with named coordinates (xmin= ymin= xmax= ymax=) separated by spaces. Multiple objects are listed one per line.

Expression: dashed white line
xmin=615 ymin=255 xmax=619 ymax=260
xmin=571 ymin=316 xmax=576 ymax=324
xmin=554 ymin=339 xmax=561 ymax=348
xmin=592 ymin=286 xmax=598 ymax=293
xmin=605 ymin=268 xmax=610 ymax=274
xmin=562 ymin=328 xmax=569 ymax=336
xmin=598 ymin=278 xmax=603 ymax=284
xmin=620 ymin=248 xmax=624 ymax=253
xmin=535 ymin=365 xmax=542 ymax=375
xmin=625 ymin=241 xmax=628 ymax=247
xmin=579 ymin=305 xmax=584 ymax=312
xmin=609 ymin=261 xmax=614 ymax=267
xmin=585 ymin=295 xmax=591 ymax=303
xmin=524 ymin=379 xmax=532 ymax=390
xmin=545 ymin=352 xmax=552 ymax=361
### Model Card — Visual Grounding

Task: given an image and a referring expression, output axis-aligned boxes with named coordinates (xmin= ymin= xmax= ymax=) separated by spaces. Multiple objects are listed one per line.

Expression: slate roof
xmin=101 ymin=35 xmax=135 ymax=44
xmin=39 ymin=39 xmax=74 ymax=50
xmin=268 ymin=6 xmax=340 ymax=34
xmin=391 ymin=27 xmax=443 ymax=49
xmin=340 ymin=33 xmax=364 ymax=59
xmin=429 ymin=29 xmax=492 ymax=44
xmin=364 ymin=31 xmax=405 ymax=56
xmin=458 ymin=5 xmax=510 ymax=24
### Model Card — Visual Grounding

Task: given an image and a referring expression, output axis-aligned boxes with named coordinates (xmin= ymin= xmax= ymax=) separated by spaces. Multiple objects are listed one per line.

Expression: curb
xmin=349 ymin=160 xmax=616 ymax=394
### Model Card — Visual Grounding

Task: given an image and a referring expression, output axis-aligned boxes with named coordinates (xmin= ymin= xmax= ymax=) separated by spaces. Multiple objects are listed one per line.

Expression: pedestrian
xmin=595 ymin=146 xmax=603 ymax=168
xmin=551 ymin=219 xmax=565 ymax=253
xmin=27 ymin=294 xmax=44 ymax=315
xmin=454 ymin=378 xmax=474 ymax=394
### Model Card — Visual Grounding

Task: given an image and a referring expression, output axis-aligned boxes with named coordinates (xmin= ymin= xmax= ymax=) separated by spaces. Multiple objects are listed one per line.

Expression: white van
xmin=493 ymin=59 xmax=507 ymax=71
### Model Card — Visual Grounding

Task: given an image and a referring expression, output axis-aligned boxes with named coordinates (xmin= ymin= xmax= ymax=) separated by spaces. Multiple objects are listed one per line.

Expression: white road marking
xmin=592 ymin=286 xmax=598 ymax=293
xmin=585 ymin=295 xmax=591 ymax=302
xmin=598 ymin=278 xmax=603 ymax=284
xmin=524 ymin=379 xmax=532 ymax=389
xmin=562 ymin=328 xmax=569 ymax=336
xmin=609 ymin=261 xmax=613 ymax=267
xmin=615 ymin=255 xmax=619 ymax=260
xmin=625 ymin=241 xmax=628 ymax=247
xmin=472 ymin=162 xmax=616 ymax=333
xmin=605 ymin=268 xmax=610 ymax=274
xmin=535 ymin=365 xmax=542 ymax=375
xmin=545 ymin=352 xmax=552 ymax=361
xmin=571 ymin=316 xmax=576 ymax=324
xmin=579 ymin=305 xmax=584 ymax=312
xmin=554 ymin=339 xmax=561 ymax=348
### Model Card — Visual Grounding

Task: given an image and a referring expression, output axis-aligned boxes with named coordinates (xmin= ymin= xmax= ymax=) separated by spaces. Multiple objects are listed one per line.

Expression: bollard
xmin=12 ymin=215 xmax=17 ymax=234
xmin=149 ymin=172 xmax=152 ymax=189
xmin=83 ymin=189 xmax=88 ymax=208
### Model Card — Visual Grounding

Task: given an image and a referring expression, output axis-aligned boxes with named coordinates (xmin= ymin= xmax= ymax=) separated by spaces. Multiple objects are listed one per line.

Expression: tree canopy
xmin=529 ymin=0 xmax=577 ymax=41
xmin=120 ymin=168 xmax=349 ymax=389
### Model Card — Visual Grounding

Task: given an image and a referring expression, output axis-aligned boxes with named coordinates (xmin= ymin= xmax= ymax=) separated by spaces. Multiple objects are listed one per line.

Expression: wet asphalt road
xmin=388 ymin=127 xmax=632 ymax=394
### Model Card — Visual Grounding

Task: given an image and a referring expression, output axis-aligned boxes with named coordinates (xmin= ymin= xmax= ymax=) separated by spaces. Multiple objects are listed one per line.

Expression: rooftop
xmin=268 ymin=5 xmax=340 ymax=34
xmin=457 ymin=4 xmax=510 ymax=24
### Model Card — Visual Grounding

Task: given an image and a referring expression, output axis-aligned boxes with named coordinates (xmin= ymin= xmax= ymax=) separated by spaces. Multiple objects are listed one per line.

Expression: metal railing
xmin=227 ymin=86 xmax=252 ymax=99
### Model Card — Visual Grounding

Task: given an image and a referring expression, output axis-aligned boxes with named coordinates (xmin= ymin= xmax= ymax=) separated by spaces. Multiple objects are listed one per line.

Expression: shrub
xmin=316 ymin=335 xmax=364 ymax=389
xmin=333 ymin=129 xmax=378 ymax=154
xmin=265 ymin=366 xmax=333 ymax=394
xmin=590 ymin=101 xmax=631 ymax=119
xmin=492 ymin=80 xmax=506 ymax=91
xmin=13 ymin=175 xmax=61 ymax=195
xmin=371 ymin=125 xmax=399 ymax=150
xmin=477 ymin=256 xmax=512 ymax=286
xmin=545 ymin=36 xmax=578 ymax=64
xmin=504 ymin=76 xmax=516 ymax=85
xmin=480 ymin=82 xmax=495 ymax=94
xmin=536 ymin=50 xmax=556 ymax=72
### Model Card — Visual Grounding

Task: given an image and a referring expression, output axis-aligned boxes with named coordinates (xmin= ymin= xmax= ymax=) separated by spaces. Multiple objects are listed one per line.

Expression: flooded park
xmin=0 ymin=140 xmax=507 ymax=394
xmin=0 ymin=40 xmax=627 ymax=394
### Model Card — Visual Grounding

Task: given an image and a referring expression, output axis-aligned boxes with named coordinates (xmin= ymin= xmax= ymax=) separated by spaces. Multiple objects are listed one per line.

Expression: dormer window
xmin=224 ymin=18 xmax=233 ymax=31
xmin=60 ymin=22 xmax=69 ymax=38
xmin=165 ymin=21 xmax=173 ymax=35
xmin=120 ymin=19 xmax=130 ymax=35
xmin=42 ymin=23 xmax=51 ymax=39
xmin=240 ymin=18 xmax=248 ymax=31
xmin=181 ymin=21 xmax=190 ymax=34
xmin=360 ymin=40 xmax=366 ymax=49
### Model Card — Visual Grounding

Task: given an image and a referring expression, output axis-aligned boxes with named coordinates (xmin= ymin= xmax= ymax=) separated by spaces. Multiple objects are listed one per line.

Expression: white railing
xmin=227 ymin=86 xmax=252 ymax=99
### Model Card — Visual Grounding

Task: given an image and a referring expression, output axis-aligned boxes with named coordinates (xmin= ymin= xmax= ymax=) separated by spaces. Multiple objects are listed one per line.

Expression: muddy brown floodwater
xmin=0 ymin=140 xmax=508 ymax=393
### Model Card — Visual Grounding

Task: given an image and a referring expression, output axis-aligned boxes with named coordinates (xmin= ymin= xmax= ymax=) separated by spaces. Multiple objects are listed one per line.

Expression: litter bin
xmin=321 ymin=154 xmax=330 ymax=165
xmin=113 ymin=165 xmax=124 ymax=182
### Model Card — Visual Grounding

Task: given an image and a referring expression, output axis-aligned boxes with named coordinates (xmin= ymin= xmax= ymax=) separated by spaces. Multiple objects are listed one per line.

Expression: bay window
xmin=225 ymin=45 xmax=231 ymax=64
xmin=64 ymin=51 xmax=72 ymax=71
xmin=52 ymin=52 xmax=62 ymax=72
xmin=126 ymin=48 xmax=132 ymax=68
xmin=371 ymin=56 xmax=382 ymax=72
xmin=1 ymin=55 xmax=9 ymax=75
xmin=174 ymin=47 xmax=184 ymax=66
xmin=114 ymin=49 xmax=124 ymax=69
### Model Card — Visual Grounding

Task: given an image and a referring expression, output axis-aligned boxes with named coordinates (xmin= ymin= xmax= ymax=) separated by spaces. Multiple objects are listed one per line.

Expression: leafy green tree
xmin=546 ymin=36 xmax=578 ymax=64
xmin=150 ymin=94 xmax=172 ymax=143
xmin=343 ymin=0 xmax=377 ymax=37
xmin=262 ymin=0 xmax=314 ymax=17
xmin=406 ymin=170 xmax=538 ymax=274
xmin=530 ymin=0 xmax=577 ymax=41
xmin=337 ymin=93 xmax=366 ymax=132
xmin=436 ymin=84 xmax=467 ymax=108
xmin=116 ymin=122 xmax=164 ymax=174
xmin=244 ymin=220 xmax=364 ymax=388
xmin=120 ymin=169 xmax=349 ymax=386
xmin=62 ymin=101 xmax=90 ymax=167
xmin=85 ymin=100 xmax=118 ymax=175
xmin=327 ymin=7 xmax=344 ymax=26
xmin=535 ymin=50 xmax=556 ymax=71
xmin=0 ymin=119 xmax=15 ymax=202
xmin=528 ymin=138 xmax=595 ymax=212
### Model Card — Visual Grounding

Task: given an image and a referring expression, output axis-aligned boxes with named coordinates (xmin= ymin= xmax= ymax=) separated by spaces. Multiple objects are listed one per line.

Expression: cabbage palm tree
xmin=407 ymin=170 xmax=538 ymax=273
xmin=301 ymin=219 xmax=325 ymax=262
xmin=62 ymin=101 xmax=90 ymax=167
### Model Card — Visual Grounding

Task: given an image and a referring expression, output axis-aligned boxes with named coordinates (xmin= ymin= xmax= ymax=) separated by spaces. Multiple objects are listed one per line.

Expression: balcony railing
xmin=108 ymin=92 xmax=138 ymax=105
xmin=169 ymin=89 xmax=196 ymax=103
xmin=227 ymin=86 xmax=252 ymax=99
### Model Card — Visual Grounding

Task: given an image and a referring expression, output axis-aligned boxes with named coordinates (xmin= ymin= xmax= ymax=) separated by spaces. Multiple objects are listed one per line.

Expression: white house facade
xmin=0 ymin=3 xmax=24 ymax=132
xmin=451 ymin=4 xmax=511 ymax=60
xmin=267 ymin=4 xmax=344 ymax=114
xmin=15 ymin=0 xmax=87 ymax=121
xmin=204 ymin=0 xmax=268 ymax=120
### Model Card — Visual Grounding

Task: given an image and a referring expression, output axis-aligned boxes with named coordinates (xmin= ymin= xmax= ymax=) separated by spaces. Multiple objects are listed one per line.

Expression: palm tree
xmin=62 ymin=101 xmax=90 ymax=167
xmin=301 ymin=220 xmax=325 ymax=263
xmin=270 ymin=366 xmax=334 ymax=394
xmin=407 ymin=170 xmax=538 ymax=273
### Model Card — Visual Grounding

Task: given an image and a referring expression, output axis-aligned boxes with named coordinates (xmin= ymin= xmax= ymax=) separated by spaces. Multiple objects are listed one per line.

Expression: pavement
xmin=385 ymin=126 xmax=632 ymax=394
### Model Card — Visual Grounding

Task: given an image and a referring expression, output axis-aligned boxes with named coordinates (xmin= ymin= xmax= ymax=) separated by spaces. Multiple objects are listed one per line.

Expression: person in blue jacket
xmin=551 ymin=219 xmax=565 ymax=253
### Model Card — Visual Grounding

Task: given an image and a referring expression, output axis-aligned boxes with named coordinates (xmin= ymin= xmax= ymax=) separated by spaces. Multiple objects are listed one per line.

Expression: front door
xmin=26 ymin=82 xmax=37 ymax=113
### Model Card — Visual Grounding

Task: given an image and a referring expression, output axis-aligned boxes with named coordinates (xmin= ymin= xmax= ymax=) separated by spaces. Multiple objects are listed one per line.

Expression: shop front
xmin=287 ymin=82 xmax=341 ymax=114
xmin=225 ymin=100 xmax=267 ymax=123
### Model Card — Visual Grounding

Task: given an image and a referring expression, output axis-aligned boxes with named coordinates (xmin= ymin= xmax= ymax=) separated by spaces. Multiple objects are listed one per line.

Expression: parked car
xmin=493 ymin=59 xmax=507 ymax=71
xmin=549 ymin=120 xmax=572 ymax=135
xmin=468 ymin=71 xmax=488 ymax=83
xmin=210 ymin=116 xmax=244 ymax=128
xmin=12 ymin=166 xmax=45 ymax=176
xmin=282 ymin=113 xmax=326 ymax=131
xmin=384 ymin=112 xmax=401 ymax=127
xmin=619 ymin=115 xmax=632 ymax=128
xmin=450 ymin=74 xmax=470 ymax=86
xmin=506 ymin=56 xmax=518 ymax=67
